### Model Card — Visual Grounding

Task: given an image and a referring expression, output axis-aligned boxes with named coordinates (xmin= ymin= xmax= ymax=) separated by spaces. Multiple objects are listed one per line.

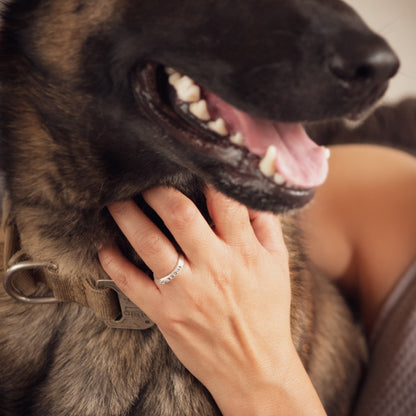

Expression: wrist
xmin=210 ymin=343 xmax=326 ymax=416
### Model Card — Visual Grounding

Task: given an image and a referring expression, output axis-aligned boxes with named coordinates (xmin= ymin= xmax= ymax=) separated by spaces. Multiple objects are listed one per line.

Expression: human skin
xmin=301 ymin=144 xmax=416 ymax=333
xmin=99 ymin=187 xmax=326 ymax=416
xmin=99 ymin=144 xmax=416 ymax=415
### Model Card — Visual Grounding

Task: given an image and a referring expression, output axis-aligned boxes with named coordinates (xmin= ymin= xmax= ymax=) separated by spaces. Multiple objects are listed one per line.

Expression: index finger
xmin=108 ymin=200 xmax=179 ymax=279
xmin=98 ymin=243 xmax=161 ymax=319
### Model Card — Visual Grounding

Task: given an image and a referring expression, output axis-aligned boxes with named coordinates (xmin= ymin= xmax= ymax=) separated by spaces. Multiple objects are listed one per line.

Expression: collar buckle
xmin=97 ymin=279 xmax=154 ymax=330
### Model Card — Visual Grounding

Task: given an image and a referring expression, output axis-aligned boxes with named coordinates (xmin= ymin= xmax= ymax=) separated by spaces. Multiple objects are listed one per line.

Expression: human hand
xmin=98 ymin=187 xmax=324 ymax=415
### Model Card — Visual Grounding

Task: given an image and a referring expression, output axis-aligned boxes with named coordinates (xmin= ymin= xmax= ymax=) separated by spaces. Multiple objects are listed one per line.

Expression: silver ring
xmin=157 ymin=254 xmax=185 ymax=285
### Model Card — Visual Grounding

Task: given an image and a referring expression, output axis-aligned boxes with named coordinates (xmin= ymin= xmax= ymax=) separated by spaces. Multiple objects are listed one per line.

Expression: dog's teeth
xmin=172 ymin=76 xmax=201 ymax=102
xmin=168 ymin=73 xmax=199 ymax=102
xmin=180 ymin=84 xmax=201 ymax=103
xmin=324 ymin=147 xmax=331 ymax=159
xmin=168 ymin=72 xmax=182 ymax=87
xmin=273 ymin=173 xmax=285 ymax=185
xmin=208 ymin=118 xmax=229 ymax=136
xmin=230 ymin=132 xmax=245 ymax=146
xmin=259 ymin=145 xmax=277 ymax=176
xmin=189 ymin=100 xmax=211 ymax=121
xmin=165 ymin=67 xmax=176 ymax=75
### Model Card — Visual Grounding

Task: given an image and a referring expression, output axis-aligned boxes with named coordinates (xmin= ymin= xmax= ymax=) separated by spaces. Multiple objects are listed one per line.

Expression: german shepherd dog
xmin=0 ymin=1 xmax=398 ymax=415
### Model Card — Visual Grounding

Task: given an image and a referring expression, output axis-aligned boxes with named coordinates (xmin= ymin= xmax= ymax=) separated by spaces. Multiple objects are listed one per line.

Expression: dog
xmin=0 ymin=0 xmax=399 ymax=415
xmin=310 ymin=98 xmax=416 ymax=154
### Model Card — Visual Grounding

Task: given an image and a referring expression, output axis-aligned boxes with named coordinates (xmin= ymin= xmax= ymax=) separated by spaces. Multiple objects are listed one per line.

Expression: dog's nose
xmin=328 ymin=36 xmax=400 ymax=88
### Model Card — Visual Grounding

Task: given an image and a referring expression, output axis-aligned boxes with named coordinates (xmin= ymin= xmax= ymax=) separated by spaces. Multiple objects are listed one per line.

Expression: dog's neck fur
xmin=0 ymin=0 xmax=388 ymax=413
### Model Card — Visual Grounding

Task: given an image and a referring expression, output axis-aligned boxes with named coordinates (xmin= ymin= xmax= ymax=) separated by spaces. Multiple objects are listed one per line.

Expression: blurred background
xmin=345 ymin=0 xmax=416 ymax=103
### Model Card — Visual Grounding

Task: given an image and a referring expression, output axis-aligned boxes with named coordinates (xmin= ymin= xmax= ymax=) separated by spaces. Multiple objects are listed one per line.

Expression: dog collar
xmin=1 ymin=193 xmax=154 ymax=331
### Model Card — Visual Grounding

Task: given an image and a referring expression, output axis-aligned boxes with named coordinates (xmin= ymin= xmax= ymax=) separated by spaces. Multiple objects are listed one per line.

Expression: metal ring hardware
xmin=3 ymin=261 xmax=59 ymax=304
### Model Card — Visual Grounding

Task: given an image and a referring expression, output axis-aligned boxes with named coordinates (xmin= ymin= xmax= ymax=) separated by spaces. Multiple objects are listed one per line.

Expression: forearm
xmin=207 ymin=344 xmax=327 ymax=416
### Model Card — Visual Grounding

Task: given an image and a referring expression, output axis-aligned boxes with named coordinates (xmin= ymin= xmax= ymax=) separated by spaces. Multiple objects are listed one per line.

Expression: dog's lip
xmin=344 ymin=82 xmax=389 ymax=122
xmin=132 ymin=63 xmax=318 ymax=204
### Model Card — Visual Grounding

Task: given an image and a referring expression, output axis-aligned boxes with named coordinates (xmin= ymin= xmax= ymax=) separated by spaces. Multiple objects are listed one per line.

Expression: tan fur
xmin=32 ymin=0 xmax=123 ymax=77
xmin=0 ymin=0 xmax=377 ymax=414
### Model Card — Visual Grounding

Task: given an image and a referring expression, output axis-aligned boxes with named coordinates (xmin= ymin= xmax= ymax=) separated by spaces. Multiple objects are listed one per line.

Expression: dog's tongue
xmin=206 ymin=93 xmax=329 ymax=188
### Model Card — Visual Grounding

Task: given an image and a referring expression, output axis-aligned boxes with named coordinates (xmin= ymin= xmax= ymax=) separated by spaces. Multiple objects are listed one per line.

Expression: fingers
xmin=142 ymin=186 xmax=283 ymax=258
xmin=98 ymin=243 xmax=160 ymax=316
xmin=108 ymin=200 xmax=179 ymax=279
xmin=205 ymin=187 xmax=257 ymax=248
xmin=143 ymin=187 xmax=218 ymax=262
xmin=205 ymin=187 xmax=285 ymax=257
xmin=248 ymin=210 xmax=287 ymax=256
xmin=107 ymin=187 xmax=285 ymax=294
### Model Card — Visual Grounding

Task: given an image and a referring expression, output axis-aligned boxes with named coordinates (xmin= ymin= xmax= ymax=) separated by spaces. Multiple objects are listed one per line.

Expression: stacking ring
xmin=157 ymin=254 xmax=185 ymax=285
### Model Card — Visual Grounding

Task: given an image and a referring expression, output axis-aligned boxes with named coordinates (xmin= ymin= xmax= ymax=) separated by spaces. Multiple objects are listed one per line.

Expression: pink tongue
xmin=205 ymin=93 xmax=329 ymax=188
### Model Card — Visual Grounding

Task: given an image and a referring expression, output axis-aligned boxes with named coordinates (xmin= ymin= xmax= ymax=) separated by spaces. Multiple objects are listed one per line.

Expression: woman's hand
xmin=98 ymin=186 xmax=326 ymax=416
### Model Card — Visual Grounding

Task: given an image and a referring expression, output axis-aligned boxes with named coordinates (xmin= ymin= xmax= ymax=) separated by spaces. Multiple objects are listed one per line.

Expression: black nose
xmin=329 ymin=35 xmax=400 ymax=88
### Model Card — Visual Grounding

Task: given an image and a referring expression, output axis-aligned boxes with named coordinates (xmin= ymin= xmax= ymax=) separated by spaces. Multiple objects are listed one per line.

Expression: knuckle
xmin=214 ymin=203 xmax=250 ymax=233
xmin=208 ymin=257 xmax=233 ymax=289
xmin=112 ymin=269 xmax=129 ymax=293
xmin=229 ymin=240 xmax=258 ymax=263
xmin=99 ymin=250 xmax=114 ymax=269
xmin=100 ymin=255 xmax=129 ymax=291
xmin=133 ymin=231 xmax=164 ymax=256
xmin=221 ymin=197 xmax=247 ymax=219
xmin=241 ymin=243 xmax=259 ymax=260
xmin=158 ymin=314 xmax=186 ymax=337
xmin=166 ymin=198 xmax=198 ymax=229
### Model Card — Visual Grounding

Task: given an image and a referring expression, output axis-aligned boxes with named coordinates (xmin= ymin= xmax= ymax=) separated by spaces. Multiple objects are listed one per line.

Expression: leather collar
xmin=1 ymin=192 xmax=154 ymax=330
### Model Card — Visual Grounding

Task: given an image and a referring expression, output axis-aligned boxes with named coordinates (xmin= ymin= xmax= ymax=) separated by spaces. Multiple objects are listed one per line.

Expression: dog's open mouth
xmin=134 ymin=63 xmax=330 ymax=209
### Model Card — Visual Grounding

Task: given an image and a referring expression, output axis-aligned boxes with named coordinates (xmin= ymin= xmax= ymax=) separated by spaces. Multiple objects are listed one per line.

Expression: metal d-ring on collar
xmin=3 ymin=259 xmax=155 ymax=329
xmin=1 ymin=189 xmax=154 ymax=329
xmin=3 ymin=260 xmax=59 ymax=304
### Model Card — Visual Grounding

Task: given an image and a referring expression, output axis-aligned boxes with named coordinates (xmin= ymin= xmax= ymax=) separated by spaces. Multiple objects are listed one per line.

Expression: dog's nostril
xmin=330 ymin=55 xmax=375 ymax=82
xmin=329 ymin=41 xmax=400 ymax=87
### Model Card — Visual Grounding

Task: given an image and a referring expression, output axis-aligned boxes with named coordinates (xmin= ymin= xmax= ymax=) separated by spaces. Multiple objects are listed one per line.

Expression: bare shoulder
xmin=302 ymin=144 xmax=416 ymax=331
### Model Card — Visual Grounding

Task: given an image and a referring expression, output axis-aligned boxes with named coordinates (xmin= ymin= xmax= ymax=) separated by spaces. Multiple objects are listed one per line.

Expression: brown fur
xmin=0 ymin=0 xmax=398 ymax=414
xmin=0 ymin=212 xmax=365 ymax=415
